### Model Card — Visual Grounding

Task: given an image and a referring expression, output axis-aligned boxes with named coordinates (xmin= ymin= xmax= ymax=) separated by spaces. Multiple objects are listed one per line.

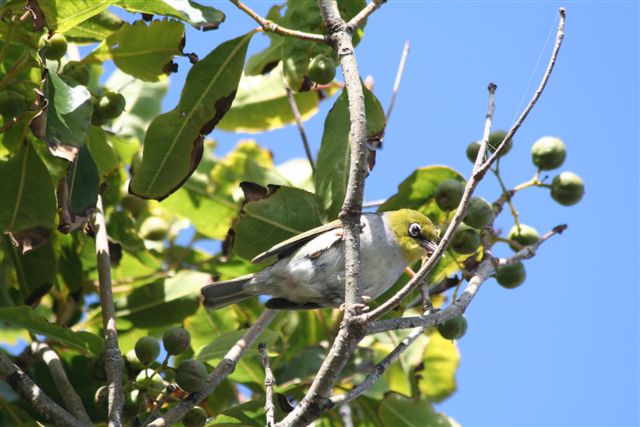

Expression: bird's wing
xmin=251 ymin=219 xmax=343 ymax=264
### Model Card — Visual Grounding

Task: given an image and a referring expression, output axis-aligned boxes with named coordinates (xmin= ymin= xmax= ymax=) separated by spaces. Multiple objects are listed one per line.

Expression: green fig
xmin=550 ymin=172 xmax=585 ymax=206
xmin=435 ymin=179 xmax=465 ymax=211
xmin=496 ymin=261 xmax=526 ymax=289
xmin=308 ymin=55 xmax=336 ymax=85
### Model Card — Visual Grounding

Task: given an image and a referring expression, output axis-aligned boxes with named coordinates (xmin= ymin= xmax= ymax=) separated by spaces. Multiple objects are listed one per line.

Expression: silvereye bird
xmin=201 ymin=209 xmax=438 ymax=310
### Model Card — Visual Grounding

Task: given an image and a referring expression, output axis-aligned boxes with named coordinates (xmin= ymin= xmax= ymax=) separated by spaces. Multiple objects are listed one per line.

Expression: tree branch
xmin=147 ymin=309 xmax=277 ymax=427
xmin=93 ymin=195 xmax=124 ymax=427
xmin=385 ymin=40 xmax=410 ymax=121
xmin=229 ymin=0 xmax=327 ymax=42
xmin=258 ymin=343 xmax=276 ymax=427
xmin=0 ymin=353 xmax=84 ymax=426
xmin=30 ymin=342 xmax=91 ymax=424
xmin=346 ymin=0 xmax=387 ymax=32
xmin=285 ymin=87 xmax=315 ymax=174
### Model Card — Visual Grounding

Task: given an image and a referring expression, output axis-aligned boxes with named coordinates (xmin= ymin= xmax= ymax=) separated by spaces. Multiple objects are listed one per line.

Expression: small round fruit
xmin=140 ymin=217 xmax=169 ymax=241
xmin=62 ymin=61 xmax=90 ymax=86
xmin=121 ymin=194 xmax=147 ymax=217
xmin=466 ymin=141 xmax=481 ymax=163
xmin=551 ymin=172 xmax=585 ymax=206
xmin=0 ymin=90 xmax=27 ymax=117
xmin=135 ymin=336 xmax=160 ymax=365
xmin=435 ymin=179 xmax=465 ymax=211
xmin=463 ymin=197 xmax=494 ymax=229
xmin=507 ymin=224 xmax=539 ymax=251
xmin=183 ymin=406 xmax=207 ymax=427
xmin=43 ymin=33 xmax=68 ymax=60
xmin=450 ymin=224 xmax=481 ymax=254
xmin=531 ymin=136 xmax=566 ymax=170
xmin=163 ymin=327 xmax=191 ymax=356
xmin=136 ymin=368 xmax=165 ymax=394
xmin=176 ymin=360 xmax=207 ymax=393
xmin=437 ymin=315 xmax=467 ymax=340
xmin=488 ymin=129 xmax=513 ymax=157
xmin=308 ymin=55 xmax=336 ymax=85
xmin=496 ymin=261 xmax=526 ymax=288
xmin=96 ymin=91 xmax=126 ymax=119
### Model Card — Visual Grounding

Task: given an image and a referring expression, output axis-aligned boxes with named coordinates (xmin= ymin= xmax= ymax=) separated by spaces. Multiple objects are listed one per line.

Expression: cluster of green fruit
xmin=94 ymin=327 xmax=208 ymax=426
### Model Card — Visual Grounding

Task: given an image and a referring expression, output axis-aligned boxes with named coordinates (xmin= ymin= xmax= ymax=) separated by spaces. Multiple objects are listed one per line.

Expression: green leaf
xmin=39 ymin=0 xmax=115 ymax=33
xmin=245 ymin=33 xmax=284 ymax=75
xmin=67 ymin=145 xmax=99 ymax=217
xmin=113 ymin=270 xmax=210 ymax=328
xmin=218 ymin=64 xmax=327 ymax=133
xmin=0 ymin=306 xmax=103 ymax=355
xmin=0 ymin=142 xmax=56 ymax=234
xmin=105 ymin=20 xmax=185 ymax=82
xmin=85 ymin=126 xmax=118 ymax=180
xmin=64 ymin=10 xmax=124 ymax=43
xmin=4 ymin=238 xmax=56 ymax=305
xmin=282 ymin=38 xmax=312 ymax=91
xmin=116 ymin=0 xmax=225 ymax=31
xmin=417 ymin=331 xmax=460 ymax=402
xmin=378 ymin=393 xmax=452 ymax=427
xmin=184 ymin=305 xmax=240 ymax=352
xmin=194 ymin=328 xmax=278 ymax=362
xmin=315 ymin=86 xmax=386 ymax=220
xmin=208 ymin=399 xmax=265 ymax=426
xmin=129 ymin=32 xmax=253 ymax=200
xmin=232 ymin=186 xmax=323 ymax=261
xmin=57 ymin=233 xmax=84 ymax=293
xmin=45 ymin=71 xmax=93 ymax=150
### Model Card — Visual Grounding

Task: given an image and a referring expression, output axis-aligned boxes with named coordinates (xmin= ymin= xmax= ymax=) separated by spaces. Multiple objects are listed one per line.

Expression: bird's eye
xmin=408 ymin=223 xmax=422 ymax=237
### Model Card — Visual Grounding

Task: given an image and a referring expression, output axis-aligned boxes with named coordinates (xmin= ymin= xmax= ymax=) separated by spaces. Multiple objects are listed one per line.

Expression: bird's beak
xmin=420 ymin=239 xmax=438 ymax=255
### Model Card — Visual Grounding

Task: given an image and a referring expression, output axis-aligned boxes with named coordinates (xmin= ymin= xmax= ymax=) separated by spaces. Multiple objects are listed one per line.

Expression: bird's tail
xmin=200 ymin=274 xmax=255 ymax=309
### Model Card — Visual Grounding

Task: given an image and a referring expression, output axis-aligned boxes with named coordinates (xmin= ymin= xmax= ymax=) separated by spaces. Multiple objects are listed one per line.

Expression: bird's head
xmin=384 ymin=209 xmax=439 ymax=263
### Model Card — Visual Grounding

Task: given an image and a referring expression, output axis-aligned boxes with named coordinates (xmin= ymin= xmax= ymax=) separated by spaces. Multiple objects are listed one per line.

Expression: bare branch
xmin=478 ymin=8 xmax=566 ymax=172
xmin=0 ymin=353 xmax=84 ymax=427
xmin=363 ymin=83 xmax=498 ymax=322
xmin=229 ymin=0 xmax=327 ymax=42
xmin=148 ymin=309 xmax=277 ymax=427
xmin=385 ymin=40 xmax=410 ymax=121
xmin=30 ymin=342 xmax=91 ymax=424
xmin=346 ymin=0 xmax=387 ymax=32
xmin=259 ymin=343 xmax=276 ymax=427
xmin=338 ymin=403 xmax=354 ymax=427
xmin=285 ymin=87 xmax=315 ymax=174
xmin=93 ymin=195 xmax=124 ymax=427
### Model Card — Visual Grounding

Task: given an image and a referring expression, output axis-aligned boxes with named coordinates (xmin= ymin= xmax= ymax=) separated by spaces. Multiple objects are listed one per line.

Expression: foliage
xmin=0 ymin=1 xmax=581 ymax=426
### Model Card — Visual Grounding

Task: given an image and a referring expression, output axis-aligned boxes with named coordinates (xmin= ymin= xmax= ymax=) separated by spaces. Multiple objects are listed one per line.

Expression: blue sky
xmin=166 ymin=2 xmax=638 ymax=425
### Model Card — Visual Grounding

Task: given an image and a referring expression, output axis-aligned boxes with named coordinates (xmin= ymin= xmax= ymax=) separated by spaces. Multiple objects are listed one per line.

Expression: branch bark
xmin=147 ymin=309 xmax=277 ymax=427
xmin=30 ymin=342 xmax=91 ymax=424
xmin=259 ymin=343 xmax=276 ymax=427
xmin=346 ymin=0 xmax=387 ymax=32
xmin=0 ymin=353 xmax=83 ymax=426
xmin=93 ymin=195 xmax=124 ymax=427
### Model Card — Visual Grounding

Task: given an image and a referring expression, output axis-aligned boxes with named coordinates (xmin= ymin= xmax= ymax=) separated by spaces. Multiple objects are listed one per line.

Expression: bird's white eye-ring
xmin=408 ymin=223 xmax=422 ymax=237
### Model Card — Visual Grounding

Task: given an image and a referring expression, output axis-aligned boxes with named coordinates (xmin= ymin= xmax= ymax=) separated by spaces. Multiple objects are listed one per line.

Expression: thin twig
xmin=30 ymin=342 xmax=92 ymax=424
xmin=229 ymin=0 xmax=326 ymax=42
xmin=338 ymin=404 xmax=354 ymax=427
xmin=385 ymin=41 xmax=410 ymax=121
xmin=0 ymin=353 xmax=83 ymax=426
xmin=346 ymin=0 xmax=387 ymax=32
xmin=285 ymin=87 xmax=315 ymax=174
xmin=93 ymin=195 xmax=124 ymax=427
xmin=258 ymin=343 xmax=276 ymax=427
xmin=147 ymin=310 xmax=277 ymax=427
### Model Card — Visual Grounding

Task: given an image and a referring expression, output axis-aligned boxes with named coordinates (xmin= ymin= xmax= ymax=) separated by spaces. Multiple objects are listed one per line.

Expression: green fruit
xmin=551 ymin=172 xmax=585 ymax=206
xmin=0 ymin=90 xmax=27 ymax=117
xmin=488 ymin=129 xmax=513 ymax=157
xmin=183 ymin=406 xmax=207 ymax=427
xmin=176 ymin=360 xmax=207 ymax=393
xmin=96 ymin=90 xmax=126 ymax=119
xmin=163 ymin=327 xmax=191 ymax=355
xmin=507 ymin=224 xmax=539 ymax=251
xmin=463 ymin=197 xmax=494 ymax=229
xmin=135 ymin=336 xmax=160 ymax=365
xmin=437 ymin=315 xmax=467 ymax=340
xmin=62 ymin=61 xmax=90 ymax=86
xmin=496 ymin=261 xmax=526 ymax=289
xmin=123 ymin=389 xmax=145 ymax=417
xmin=466 ymin=141 xmax=481 ymax=163
xmin=136 ymin=369 xmax=165 ymax=394
xmin=121 ymin=194 xmax=147 ymax=217
xmin=43 ymin=33 xmax=68 ymax=60
xmin=450 ymin=224 xmax=481 ymax=254
xmin=308 ymin=55 xmax=336 ymax=85
xmin=531 ymin=136 xmax=566 ymax=170
xmin=140 ymin=217 xmax=169 ymax=241
xmin=435 ymin=179 xmax=465 ymax=211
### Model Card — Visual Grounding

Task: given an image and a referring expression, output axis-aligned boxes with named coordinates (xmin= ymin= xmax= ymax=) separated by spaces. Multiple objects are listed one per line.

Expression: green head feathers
xmin=384 ymin=209 xmax=439 ymax=263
